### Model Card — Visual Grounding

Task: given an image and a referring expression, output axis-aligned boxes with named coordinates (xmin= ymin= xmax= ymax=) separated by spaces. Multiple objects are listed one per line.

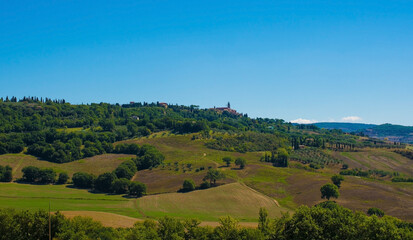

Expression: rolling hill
xmin=314 ymin=122 xmax=413 ymax=144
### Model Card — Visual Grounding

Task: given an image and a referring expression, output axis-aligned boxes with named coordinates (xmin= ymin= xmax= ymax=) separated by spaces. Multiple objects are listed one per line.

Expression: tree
xmin=214 ymin=216 xmax=239 ymax=240
xmin=273 ymin=148 xmax=289 ymax=167
xmin=57 ymin=172 xmax=69 ymax=184
xmin=320 ymin=183 xmax=340 ymax=200
xmin=22 ymin=166 xmax=40 ymax=182
xmin=114 ymin=165 xmax=135 ymax=180
xmin=203 ymin=169 xmax=225 ymax=185
xmin=112 ymin=178 xmax=131 ymax=194
xmin=182 ymin=179 xmax=196 ymax=192
xmin=367 ymin=207 xmax=385 ymax=217
xmin=0 ymin=165 xmax=12 ymax=182
xmin=129 ymin=181 xmax=146 ymax=197
xmin=235 ymin=157 xmax=246 ymax=169
xmin=222 ymin=157 xmax=232 ymax=167
xmin=331 ymin=174 xmax=344 ymax=188
xmin=258 ymin=208 xmax=270 ymax=236
xmin=38 ymin=168 xmax=56 ymax=184
xmin=94 ymin=172 xmax=117 ymax=193
xmin=199 ymin=181 xmax=210 ymax=189
xmin=158 ymin=217 xmax=185 ymax=240
xmin=72 ymin=172 xmax=95 ymax=189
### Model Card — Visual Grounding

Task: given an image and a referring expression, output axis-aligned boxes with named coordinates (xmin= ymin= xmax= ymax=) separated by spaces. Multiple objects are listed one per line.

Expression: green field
xmin=0 ymin=183 xmax=140 ymax=218
xmin=0 ymin=153 xmax=135 ymax=179
xmin=1 ymin=134 xmax=413 ymax=223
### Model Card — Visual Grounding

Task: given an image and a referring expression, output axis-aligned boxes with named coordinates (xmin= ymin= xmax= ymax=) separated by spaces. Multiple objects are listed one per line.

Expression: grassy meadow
xmin=0 ymin=183 xmax=139 ymax=218
xmin=0 ymin=133 xmax=412 ymax=224
xmin=137 ymin=182 xmax=289 ymax=221
xmin=0 ymin=153 xmax=135 ymax=179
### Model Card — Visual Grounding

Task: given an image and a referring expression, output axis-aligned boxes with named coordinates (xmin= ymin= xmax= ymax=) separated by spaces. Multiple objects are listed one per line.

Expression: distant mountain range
xmin=313 ymin=122 xmax=413 ymax=144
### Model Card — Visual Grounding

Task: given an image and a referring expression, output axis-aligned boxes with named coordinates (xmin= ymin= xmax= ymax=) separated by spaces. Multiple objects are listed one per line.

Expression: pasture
xmin=0 ymin=183 xmax=139 ymax=218
xmin=336 ymin=149 xmax=413 ymax=176
xmin=137 ymin=182 xmax=289 ymax=221
xmin=0 ymin=153 xmax=135 ymax=179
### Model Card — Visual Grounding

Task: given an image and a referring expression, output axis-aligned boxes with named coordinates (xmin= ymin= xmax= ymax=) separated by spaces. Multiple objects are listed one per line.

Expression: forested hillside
xmin=0 ymin=96 xmax=405 ymax=164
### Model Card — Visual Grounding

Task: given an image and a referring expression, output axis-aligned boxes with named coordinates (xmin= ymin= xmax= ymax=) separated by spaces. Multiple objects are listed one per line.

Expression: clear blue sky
xmin=1 ymin=1 xmax=412 ymax=125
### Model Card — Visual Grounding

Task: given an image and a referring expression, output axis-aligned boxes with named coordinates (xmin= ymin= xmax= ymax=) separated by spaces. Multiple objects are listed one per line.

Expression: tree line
xmin=0 ymin=203 xmax=412 ymax=240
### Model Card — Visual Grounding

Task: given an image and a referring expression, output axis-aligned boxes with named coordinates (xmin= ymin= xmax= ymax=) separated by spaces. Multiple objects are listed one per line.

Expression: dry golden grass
xmin=60 ymin=211 xmax=142 ymax=228
xmin=137 ymin=182 xmax=289 ymax=222
xmin=59 ymin=211 xmax=259 ymax=228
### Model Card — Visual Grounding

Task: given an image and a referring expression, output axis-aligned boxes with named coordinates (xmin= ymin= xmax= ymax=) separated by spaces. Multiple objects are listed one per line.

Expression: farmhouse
xmin=210 ymin=102 xmax=239 ymax=115
xmin=159 ymin=102 xmax=168 ymax=108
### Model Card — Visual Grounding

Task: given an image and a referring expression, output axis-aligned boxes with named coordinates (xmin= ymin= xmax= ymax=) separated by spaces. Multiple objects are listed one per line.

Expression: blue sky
xmin=1 ymin=1 xmax=412 ymax=125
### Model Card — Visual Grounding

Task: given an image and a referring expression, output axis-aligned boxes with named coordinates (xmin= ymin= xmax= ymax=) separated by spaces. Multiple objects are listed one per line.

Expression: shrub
xmin=94 ymin=172 xmax=117 ymax=193
xmin=199 ymin=181 xmax=210 ymax=189
xmin=72 ymin=172 xmax=95 ymax=189
xmin=57 ymin=172 xmax=69 ymax=184
xmin=22 ymin=166 xmax=40 ymax=182
xmin=112 ymin=178 xmax=131 ymax=194
xmin=0 ymin=165 xmax=12 ymax=182
xmin=367 ymin=207 xmax=385 ymax=217
xmin=182 ymin=179 xmax=196 ymax=192
xmin=21 ymin=166 xmax=56 ymax=184
xmin=235 ymin=157 xmax=246 ymax=169
xmin=129 ymin=181 xmax=146 ymax=197
xmin=331 ymin=174 xmax=344 ymax=188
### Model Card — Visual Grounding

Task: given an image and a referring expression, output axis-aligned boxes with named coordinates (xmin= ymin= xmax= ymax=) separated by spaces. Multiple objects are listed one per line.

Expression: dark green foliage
xmin=21 ymin=166 xmax=40 ymax=182
xmin=38 ymin=168 xmax=56 ymax=184
xmin=134 ymin=145 xmax=165 ymax=170
xmin=206 ymin=132 xmax=289 ymax=153
xmin=320 ymin=183 xmax=340 ymax=200
xmin=114 ymin=160 xmax=137 ymax=180
xmin=340 ymin=168 xmax=398 ymax=178
xmin=199 ymin=181 xmax=211 ymax=189
xmin=57 ymin=172 xmax=69 ymax=184
xmin=315 ymin=200 xmax=340 ymax=210
xmin=0 ymin=205 xmax=412 ymax=240
xmin=331 ymin=174 xmax=344 ymax=188
xmin=21 ymin=166 xmax=56 ymax=184
xmin=72 ymin=172 xmax=95 ymax=189
xmin=203 ymin=169 xmax=225 ymax=185
xmin=0 ymin=165 xmax=12 ymax=182
xmin=114 ymin=143 xmax=140 ymax=155
xmin=129 ymin=181 xmax=147 ymax=197
xmin=222 ymin=156 xmax=232 ymax=167
xmin=392 ymin=177 xmax=413 ymax=182
xmin=112 ymin=178 xmax=131 ymax=194
xmin=94 ymin=172 xmax=117 ymax=193
xmin=368 ymin=207 xmax=385 ymax=217
xmin=182 ymin=179 xmax=196 ymax=192
xmin=235 ymin=157 xmax=246 ymax=169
